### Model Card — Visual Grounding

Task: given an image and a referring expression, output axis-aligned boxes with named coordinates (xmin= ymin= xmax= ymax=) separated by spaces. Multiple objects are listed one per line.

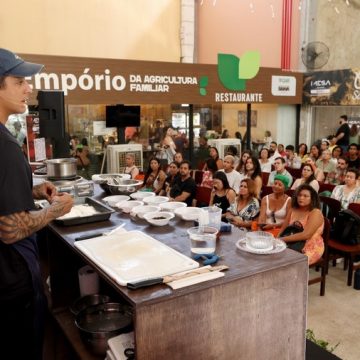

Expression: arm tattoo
xmin=0 ymin=199 xmax=67 ymax=244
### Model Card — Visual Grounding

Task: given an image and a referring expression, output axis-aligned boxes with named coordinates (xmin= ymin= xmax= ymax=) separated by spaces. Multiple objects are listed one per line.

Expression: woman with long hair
xmin=141 ymin=157 xmax=167 ymax=194
xmin=279 ymin=184 xmax=324 ymax=265
xmin=297 ymin=143 xmax=309 ymax=163
xmin=291 ymin=164 xmax=319 ymax=192
xmin=331 ymin=168 xmax=360 ymax=209
xmin=258 ymin=174 xmax=292 ymax=237
xmin=309 ymin=144 xmax=321 ymax=162
xmin=244 ymin=156 xmax=262 ymax=198
xmin=331 ymin=145 xmax=343 ymax=161
xmin=161 ymin=161 xmax=180 ymax=196
xmin=207 ymin=146 xmax=223 ymax=170
xmin=209 ymin=171 xmax=236 ymax=218
xmin=305 ymin=158 xmax=325 ymax=182
xmin=259 ymin=148 xmax=271 ymax=173
xmin=201 ymin=158 xmax=218 ymax=188
xmin=225 ymin=179 xmax=260 ymax=228
xmin=236 ymin=150 xmax=252 ymax=175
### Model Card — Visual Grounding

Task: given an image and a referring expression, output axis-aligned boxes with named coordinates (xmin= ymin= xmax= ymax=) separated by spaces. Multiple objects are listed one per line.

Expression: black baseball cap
xmin=0 ymin=48 xmax=43 ymax=77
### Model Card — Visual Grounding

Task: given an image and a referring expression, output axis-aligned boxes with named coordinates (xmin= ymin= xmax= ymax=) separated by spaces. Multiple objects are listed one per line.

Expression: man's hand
xmin=33 ymin=181 xmax=58 ymax=202
xmin=49 ymin=193 xmax=74 ymax=218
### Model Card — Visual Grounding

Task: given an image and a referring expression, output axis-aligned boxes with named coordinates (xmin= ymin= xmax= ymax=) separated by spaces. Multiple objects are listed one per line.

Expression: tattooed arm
xmin=0 ymin=193 xmax=73 ymax=244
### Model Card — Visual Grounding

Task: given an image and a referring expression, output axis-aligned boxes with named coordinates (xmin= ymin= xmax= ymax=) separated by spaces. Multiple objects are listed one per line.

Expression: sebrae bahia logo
xmin=199 ymin=51 xmax=260 ymax=95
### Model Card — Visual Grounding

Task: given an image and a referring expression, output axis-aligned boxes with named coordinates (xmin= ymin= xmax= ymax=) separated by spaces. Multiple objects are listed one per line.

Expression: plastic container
xmin=199 ymin=206 xmax=222 ymax=230
xmin=187 ymin=226 xmax=219 ymax=255
xmin=246 ymin=231 xmax=274 ymax=250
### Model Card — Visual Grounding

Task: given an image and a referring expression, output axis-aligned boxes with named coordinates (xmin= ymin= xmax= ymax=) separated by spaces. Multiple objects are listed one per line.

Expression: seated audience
xmin=259 ymin=148 xmax=272 ymax=173
xmin=141 ymin=157 xmax=166 ymax=194
xmin=279 ymin=184 xmax=324 ymax=265
xmin=225 ymin=179 xmax=260 ymax=228
xmin=284 ymin=144 xmax=301 ymax=169
xmin=331 ymin=168 xmax=360 ymax=209
xmin=124 ymin=153 xmax=140 ymax=179
xmin=236 ymin=150 xmax=252 ymax=175
xmin=220 ymin=155 xmax=242 ymax=194
xmin=258 ymin=174 xmax=292 ymax=237
xmin=267 ymin=157 xmax=293 ymax=187
xmin=308 ymin=144 xmax=321 ymax=162
xmin=291 ymin=164 xmax=320 ymax=192
xmin=347 ymin=143 xmax=360 ymax=169
xmin=268 ymin=142 xmax=281 ymax=163
xmin=320 ymin=139 xmax=330 ymax=153
xmin=244 ymin=156 xmax=263 ymax=198
xmin=297 ymin=143 xmax=309 ymax=163
xmin=316 ymin=149 xmax=336 ymax=174
xmin=325 ymin=156 xmax=348 ymax=185
xmin=174 ymin=151 xmax=184 ymax=166
xmin=277 ymin=143 xmax=286 ymax=157
xmin=209 ymin=171 xmax=236 ymax=218
xmin=201 ymin=158 xmax=218 ymax=189
xmin=305 ymin=158 xmax=325 ymax=182
xmin=226 ymin=145 xmax=240 ymax=168
xmin=206 ymin=146 xmax=223 ymax=170
xmin=161 ymin=161 xmax=180 ymax=196
xmin=331 ymin=145 xmax=343 ymax=162
xmin=169 ymin=161 xmax=197 ymax=206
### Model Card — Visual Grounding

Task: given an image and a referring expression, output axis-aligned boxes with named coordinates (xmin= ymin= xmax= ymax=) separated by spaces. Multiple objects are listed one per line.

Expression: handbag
xmin=279 ymin=221 xmax=304 ymax=252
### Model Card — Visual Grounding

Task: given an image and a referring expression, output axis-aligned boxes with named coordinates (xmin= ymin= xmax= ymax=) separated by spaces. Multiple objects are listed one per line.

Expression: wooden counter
xmin=45 ymin=192 xmax=308 ymax=360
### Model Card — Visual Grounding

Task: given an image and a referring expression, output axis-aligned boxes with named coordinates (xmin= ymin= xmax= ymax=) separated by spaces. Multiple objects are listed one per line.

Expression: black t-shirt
xmin=348 ymin=157 xmax=360 ymax=169
xmin=170 ymin=176 xmax=197 ymax=206
xmin=335 ymin=123 xmax=350 ymax=146
xmin=0 ymin=124 xmax=35 ymax=302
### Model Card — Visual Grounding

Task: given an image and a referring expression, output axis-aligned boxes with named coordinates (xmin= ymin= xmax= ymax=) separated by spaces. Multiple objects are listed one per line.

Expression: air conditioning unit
xmin=106 ymin=144 xmax=143 ymax=173
xmin=207 ymin=138 xmax=242 ymax=159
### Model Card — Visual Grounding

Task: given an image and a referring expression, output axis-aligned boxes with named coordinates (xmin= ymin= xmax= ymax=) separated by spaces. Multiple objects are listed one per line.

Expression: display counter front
xmin=44 ymin=187 xmax=308 ymax=360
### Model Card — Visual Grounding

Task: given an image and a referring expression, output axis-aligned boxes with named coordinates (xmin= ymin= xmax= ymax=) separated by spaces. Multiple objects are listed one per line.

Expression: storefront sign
xmin=21 ymin=53 xmax=302 ymax=105
xmin=303 ymin=69 xmax=360 ymax=105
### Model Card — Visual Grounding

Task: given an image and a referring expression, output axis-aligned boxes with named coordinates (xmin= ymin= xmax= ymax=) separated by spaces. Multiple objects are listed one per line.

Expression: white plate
xmin=103 ymin=195 xmax=130 ymax=207
xmin=236 ymin=238 xmax=286 ymax=254
xmin=246 ymin=242 xmax=273 ymax=252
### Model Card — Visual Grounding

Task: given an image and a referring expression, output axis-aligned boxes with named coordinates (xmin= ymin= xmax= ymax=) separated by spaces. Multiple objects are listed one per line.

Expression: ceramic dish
xmin=130 ymin=205 xmax=161 ymax=219
xmin=115 ymin=200 xmax=144 ymax=213
xmin=174 ymin=207 xmax=202 ymax=221
xmin=160 ymin=201 xmax=187 ymax=212
xmin=143 ymin=196 xmax=169 ymax=205
xmin=130 ymin=191 xmax=156 ymax=200
xmin=236 ymin=237 xmax=286 ymax=254
xmin=143 ymin=211 xmax=175 ymax=226
xmin=102 ymin=195 xmax=130 ymax=207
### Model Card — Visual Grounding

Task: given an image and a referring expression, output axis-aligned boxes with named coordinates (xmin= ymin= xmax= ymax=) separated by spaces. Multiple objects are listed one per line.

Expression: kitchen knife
xmin=74 ymin=222 xmax=125 ymax=241
xmin=127 ymin=265 xmax=229 ymax=290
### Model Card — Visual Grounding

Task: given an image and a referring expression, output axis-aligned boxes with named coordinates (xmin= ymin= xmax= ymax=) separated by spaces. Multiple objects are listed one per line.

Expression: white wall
xmin=0 ymin=0 xmax=181 ymax=61
xmin=276 ymin=105 xmax=297 ymax=147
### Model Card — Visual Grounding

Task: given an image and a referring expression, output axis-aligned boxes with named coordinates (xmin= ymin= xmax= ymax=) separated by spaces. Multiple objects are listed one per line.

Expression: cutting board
xmin=74 ymin=230 xmax=199 ymax=286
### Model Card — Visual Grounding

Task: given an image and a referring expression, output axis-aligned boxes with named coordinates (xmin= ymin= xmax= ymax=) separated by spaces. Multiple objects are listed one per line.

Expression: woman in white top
xmin=291 ymin=164 xmax=319 ymax=192
xmin=259 ymin=148 xmax=272 ymax=173
xmin=258 ymin=174 xmax=291 ymax=237
xmin=331 ymin=168 xmax=360 ymax=209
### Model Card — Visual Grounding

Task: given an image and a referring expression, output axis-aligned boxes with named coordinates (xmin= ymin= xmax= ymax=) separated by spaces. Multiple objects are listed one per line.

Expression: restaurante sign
xmin=21 ymin=53 xmax=302 ymax=105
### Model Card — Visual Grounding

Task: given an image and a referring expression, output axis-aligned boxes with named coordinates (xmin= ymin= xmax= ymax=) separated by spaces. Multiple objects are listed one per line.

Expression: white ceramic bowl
xmin=130 ymin=191 xmax=156 ymax=200
xmin=102 ymin=195 xmax=130 ymax=207
xmin=246 ymin=231 xmax=274 ymax=250
xmin=160 ymin=201 xmax=187 ymax=212
xmin=174 ymin=207 xmax=202 ymax=221
xmin=143 ymin=196 xmax=169 ymax=205
xmin=115 ymin=200 xmax=144 ymax=213
xmin=143 ymin=211 xmax=175 ymax=226
xmin=130 ymin=205 xmax=161 ymax=219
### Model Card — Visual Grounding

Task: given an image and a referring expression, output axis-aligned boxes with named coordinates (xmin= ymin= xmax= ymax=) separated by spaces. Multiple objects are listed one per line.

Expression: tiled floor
xmin=308 ymin=266 xmax=360 ymax=360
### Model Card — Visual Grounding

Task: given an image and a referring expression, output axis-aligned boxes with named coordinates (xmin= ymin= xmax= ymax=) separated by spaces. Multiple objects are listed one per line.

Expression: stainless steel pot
xmin=45 ymin=158 xmax=77 ymax=179
xmin=75 ymin=302 xmax=133 ymax=355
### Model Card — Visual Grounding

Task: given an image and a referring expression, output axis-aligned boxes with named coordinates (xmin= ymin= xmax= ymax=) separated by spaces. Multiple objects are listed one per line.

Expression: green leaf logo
xmin=199 ymin=76 xmax=208 ymax=96
xmin=218 ymin=51 xmax=260 ymax=91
